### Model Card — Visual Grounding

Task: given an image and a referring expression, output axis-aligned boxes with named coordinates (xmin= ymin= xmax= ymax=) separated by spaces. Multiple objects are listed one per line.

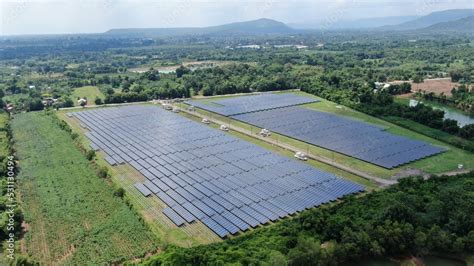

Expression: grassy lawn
xmin=11 ymin=112 xmax=157 ymax=264
xmin=71 ymin=86 xmax=105 ymax=106
xmin=185 ymin=91 xmax=473 ymax=178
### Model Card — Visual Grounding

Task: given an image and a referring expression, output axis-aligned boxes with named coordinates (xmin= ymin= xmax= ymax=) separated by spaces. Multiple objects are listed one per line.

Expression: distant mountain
xmin=422 ymin=15 xmax=474 ymax=33
xmin=382 ymin=9 xmax=474 ymax=30
xmin=106 ymin=18 xmax=294 ymax=36
xmin=290 ymin=16 xmax=417 ymax=29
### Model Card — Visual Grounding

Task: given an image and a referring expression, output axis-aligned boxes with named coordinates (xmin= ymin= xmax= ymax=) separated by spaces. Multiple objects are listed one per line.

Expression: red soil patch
xmin=390 ymin=78 xmax=463 ymax=96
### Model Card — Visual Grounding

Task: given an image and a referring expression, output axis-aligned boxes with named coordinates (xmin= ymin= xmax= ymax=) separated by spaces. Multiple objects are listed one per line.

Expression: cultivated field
xmin=390 ymin=78 xmax=462 ymax=96
xmin=11 ymin=112 xmax=157 ymax=265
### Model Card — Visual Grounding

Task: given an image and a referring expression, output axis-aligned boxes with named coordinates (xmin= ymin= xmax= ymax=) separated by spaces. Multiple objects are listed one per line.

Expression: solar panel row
xmin=185 ymin=92 xmax=319 ymax=116
xmin=232 ymin=106 xmax=446 ymax=169
xmin=72 ymin=105 xmax=364 ymax=238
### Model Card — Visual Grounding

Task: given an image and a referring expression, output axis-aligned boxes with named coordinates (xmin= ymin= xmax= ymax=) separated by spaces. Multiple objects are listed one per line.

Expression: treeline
xmin=0 ymin=111 xmax=26 ymax=262
xmin=181 ymin=63 xmax=295 ymax=96
xmin=141 ymin=172 xmax=474 ymax=265
xmin=102 ymin=69 xmax=190 ymax=104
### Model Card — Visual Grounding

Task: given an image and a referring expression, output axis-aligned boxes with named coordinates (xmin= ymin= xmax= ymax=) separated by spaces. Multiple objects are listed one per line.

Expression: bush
xmin=97 ymin=166 xmax=108 ymax=178
xmin=86 ymin=150 xmax=96 ymax=161
xmin=114 ymin=187 xmax=125 ymax=198
xmin=94 ymin=97 xmax=103 ymax=105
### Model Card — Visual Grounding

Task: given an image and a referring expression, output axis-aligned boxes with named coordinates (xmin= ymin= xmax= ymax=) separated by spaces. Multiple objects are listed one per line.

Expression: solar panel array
xmin=70 ymin=105 xmax=364 ymax=238
xmin=185 ymin=93 xmax=319 ymax=116
xmin=232 ymin=106 xmax=446 ymax=169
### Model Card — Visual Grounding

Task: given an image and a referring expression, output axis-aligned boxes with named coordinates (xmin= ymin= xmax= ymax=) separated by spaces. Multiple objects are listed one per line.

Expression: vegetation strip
xmin=10 ymin=111 xmax=157 ymax=265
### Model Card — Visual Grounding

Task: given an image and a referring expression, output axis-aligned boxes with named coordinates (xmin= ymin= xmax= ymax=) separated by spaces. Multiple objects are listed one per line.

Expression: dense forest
xmin=142 ymin=172 xmax=474 ymax=265
xmin=1 ymin=33 xmax=472 ymax=141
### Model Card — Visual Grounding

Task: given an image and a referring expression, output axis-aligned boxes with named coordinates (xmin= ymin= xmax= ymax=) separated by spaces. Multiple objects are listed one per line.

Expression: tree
xmin=176 ymin=65 xmax=190 ymax=78
xmin=442 ymin=119 xmax=460 ymax=135
xmin=459 ymin=124 xmax=474 ymax=140
xmin=94 ymin=97 xmax=103 ymax=105
xmin=413 ymin=75 xmax=424 ymax=83
xmin=28 ymin=98 xmax=44 ymax=111
xmin=287 ymin=237 xmax=322 ymax=266
xmin=105 ymin=87 xmax=115 ymax=95
xmin=63 ymin=98 xmax=74 ymax=108
xmin=145 ymin=69 xmax=160 ymax=81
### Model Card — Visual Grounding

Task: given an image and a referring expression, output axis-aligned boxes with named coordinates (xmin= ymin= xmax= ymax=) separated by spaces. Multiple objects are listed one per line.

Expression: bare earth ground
xmin=390 ymin=78 xmax=463 ymax=97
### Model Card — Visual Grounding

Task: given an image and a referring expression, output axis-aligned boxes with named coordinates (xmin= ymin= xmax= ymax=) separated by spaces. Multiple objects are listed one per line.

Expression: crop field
xmin=183 ymin=91 xmax=473 ymax=178
xmin=72 ymin=86 xmax=105 ymax=105
xmin=390 ymin=78 xmax=463 ymax=96
xmin=60 ymin=110 xmax=222 ymax=247
xmin=11 ymin=112 xmax=157 ymax=265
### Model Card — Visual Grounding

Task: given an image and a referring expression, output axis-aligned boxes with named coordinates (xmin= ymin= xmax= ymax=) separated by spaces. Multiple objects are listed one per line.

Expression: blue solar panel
xmin=211 ymin=214 xmax=239 ymax=234
xmin=182 ymin=201 xmax=206 ymax=219
xmin=232 ymin=106 xmax=446 ymax=169
xmin=185 ymin=93 xmax=319 ymax=116
xmin=74 ymin=105 xmax=365 ymax=239
xmin=163 ymin=207 xmax=185 ymax=226
xmin=201 ymin=216 xmax=228 ymax=238
xmin=134 ymin=183 xmax=152 ymax=197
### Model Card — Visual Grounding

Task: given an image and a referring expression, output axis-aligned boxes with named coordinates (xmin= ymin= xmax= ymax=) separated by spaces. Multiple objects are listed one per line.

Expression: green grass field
xmin=71 ymin=86 xmax=105 ymax=106
xmin=11 ymin=112 xmax=157 ymax=264
xmin=184 ymin=91 xmax=473 ymax=178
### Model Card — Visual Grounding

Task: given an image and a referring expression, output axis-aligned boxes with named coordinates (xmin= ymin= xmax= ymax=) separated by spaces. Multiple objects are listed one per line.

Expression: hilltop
xmin=105 ymin=18 xmax=294 ymax=36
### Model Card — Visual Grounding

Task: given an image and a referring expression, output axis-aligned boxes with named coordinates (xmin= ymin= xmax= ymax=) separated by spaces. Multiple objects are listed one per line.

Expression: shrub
xmin=97 ymin=166 xmax=108 ymax=178
xmin=114 ymin=187 xmax=125 ymax=198
xmin=86 ymin=150 xmax=96 ymax=161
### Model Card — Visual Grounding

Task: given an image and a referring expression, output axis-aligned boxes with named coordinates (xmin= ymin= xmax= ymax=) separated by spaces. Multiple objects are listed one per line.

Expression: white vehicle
xmin=294 ymin=151 xmax=308 ymax=161
xmin=220 ymin=125 xmax=229 ymax=131
xmin=202 ymin=118 xmax=211 ymax=124
xmin=259 ymin=128 xmax=271 ymax=137
xmin=172 ymin=107 xmax=181 ymax=113
xmin=162 ymin=104 xmax=173 ymax=110
xmin=187 ymin=105 xmax=195 ymax=111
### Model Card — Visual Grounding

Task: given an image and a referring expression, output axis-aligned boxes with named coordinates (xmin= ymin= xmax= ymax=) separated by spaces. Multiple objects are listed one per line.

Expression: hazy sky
xmin=1 ymin=0 xmax=473 ymax=35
